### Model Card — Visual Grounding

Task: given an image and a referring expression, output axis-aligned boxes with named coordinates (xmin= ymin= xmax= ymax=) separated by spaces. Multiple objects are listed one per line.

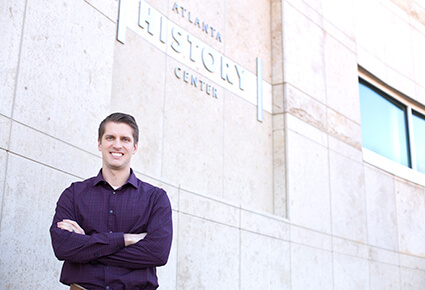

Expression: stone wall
xmin=1 ymin=0 xmax=425 ymax=289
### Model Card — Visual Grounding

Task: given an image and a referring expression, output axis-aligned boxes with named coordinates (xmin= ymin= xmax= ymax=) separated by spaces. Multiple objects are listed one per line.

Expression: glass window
xmin=412 ymin=111 xmax=425 ymax=173
xmin=359 ymin=80 xmax=410 ymax=167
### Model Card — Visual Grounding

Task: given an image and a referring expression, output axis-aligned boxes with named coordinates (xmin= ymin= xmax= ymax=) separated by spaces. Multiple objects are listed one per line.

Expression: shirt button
xmin=109 ymin=210 xmax=113 ymax=214
xmin=109 ymin=231 xmax=113 ymax=233
xmin=112 ymin=191 xmax=116 ymax=195
xmin=106 ymin=266 xmax=109 ymax=269
xmin=106 ymin=287 xmax=110 ymax=289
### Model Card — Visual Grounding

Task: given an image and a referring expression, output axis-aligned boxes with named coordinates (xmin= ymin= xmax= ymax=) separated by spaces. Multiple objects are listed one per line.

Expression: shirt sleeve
xmin=95 ymin=189 xmax=173 ymax=269
xmin=50 ymin=185 xmax=126 ymax=264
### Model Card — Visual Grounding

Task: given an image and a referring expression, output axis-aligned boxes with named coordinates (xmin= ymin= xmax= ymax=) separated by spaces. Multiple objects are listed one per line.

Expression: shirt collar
xmin=93 ymin=169 xmax=139 ymax=189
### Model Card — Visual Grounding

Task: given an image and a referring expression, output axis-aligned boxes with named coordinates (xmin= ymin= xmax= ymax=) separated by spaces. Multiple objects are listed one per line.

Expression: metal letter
xmin=235 ymin=64 xmax=245 ymax=91
xmin=139 ymin=3 xmax=155 ymax=36
xmin=220 ymin=56 xmax=234 ymax=84
xmin=191 ymin=75 xmax=198 ymax=87
xmin=187 ymin=35 xmax=201 ymax=62
xmin=171 ymin=26 xmax=183 ymax=53
xmin=201 ymin=47 xmax=217 ymax=73
xmin=213 ymin=88 xmax=218 ymax=98
xmin=172 ymin=2 xmax=179 ymax=13
xmin=174 ymin=67 xmax=182 ymax=79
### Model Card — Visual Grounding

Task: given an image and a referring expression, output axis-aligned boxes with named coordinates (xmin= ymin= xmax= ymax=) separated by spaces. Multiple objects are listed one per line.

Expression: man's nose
xmin=113 ymin=139 xmax=122 ymax=148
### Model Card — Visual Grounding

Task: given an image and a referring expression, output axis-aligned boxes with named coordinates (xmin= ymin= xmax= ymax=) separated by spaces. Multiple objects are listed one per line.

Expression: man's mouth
xmin=111 ymin=152 xmax=124 ymax=157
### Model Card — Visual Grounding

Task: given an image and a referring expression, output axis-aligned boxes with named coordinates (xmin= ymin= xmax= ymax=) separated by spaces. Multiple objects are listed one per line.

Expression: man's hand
xmin=124 ymin=233 xmax=147 ymax=247
xmin=57 ymin=219 xmax=85 ymax=235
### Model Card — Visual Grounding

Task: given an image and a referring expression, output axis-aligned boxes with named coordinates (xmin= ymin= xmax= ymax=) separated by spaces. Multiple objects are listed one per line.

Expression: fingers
xmin=57 ymin=219 xmax=85 ymax=235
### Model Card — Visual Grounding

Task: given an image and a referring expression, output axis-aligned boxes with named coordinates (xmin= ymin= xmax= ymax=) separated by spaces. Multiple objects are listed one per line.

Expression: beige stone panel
xmin=240 ymin=209 xmax=290 ymax=240
xmin=0 ymin=154 xmax=75 ymax=289
xmin=13 ymin=0 xmax=115 ymax=155
xmin=0 ymin=150 xmax=7 ymax=216
xmin=412 ymin=28 xmax=425 ymax=93
xmin=283 ymin=3 xmax=326 ymax=104
xmin=286 ymin=113 xmax=328 ymax=147
xmin=177 ymin=213 xmax=239 ymax=289
xmin=333 ymin=253 xmax=369 ymax=290
xmin=323 ymin=18 xmax=356 ymax=53
xmin=369 ymin=261 xmax=401 ymax=290
xmin=136 ymin=173 xmax=179 ymax=211
xmin=356 ymin=47 xmax=388 ymax=87
xmin=324 ymin=34 xmax=360 ymax=123
xmin=223 ymin=92 xmax=273 ymax=213
xmin=330 ymin=151 xmax=367 ymax=242
xmin=0 ymin=1 xmax=25 ymax=117
xmin=162 ymin=59 xmax=224 ymax=197
xmin=400 ymin=253 xmax=425 ymax=271
xmin=322 ymin=0 xmax=356 ymax=40
xmin=401 ymin=267 xmax=425 ymax=289
xmin=385 ymin=66 xmax=417 ymax=102
xmin=180 ymin=190 xmax=239 ymax=227
xmin=145 ymin=0 xmax=169 ymax=16
xmin=395 ymin=178 xmax=425 ymax=257
xmin=416 ymin=83 xmax=425 ymax=107
xmin=9 ymin=121 xmax=100 ymax=179
xmin=285 ymin=83 xmax=327 ymax=132
xmin=287 ymin=129 xmax=331 ymax=233
xmin=273 ymin=83 xmax=284 ymax=114
xmin=225 ymin=0 xmax=272 ymax=82
xmin=273 ymin=113 xmax=286 ymax=217
xmin=157 ymin=210 xmax=178 ymax=289
xmin=286 ymin=0 xmax=323 ymax=20
xmin=327 ymin=108 xmax=362 ymax=150
xmin=364 ymin=164 xmax=399 ymax=251
xmin=329 ymin=135 xmax=363 ymax=163
xmin=111 ymin=29 xmax=167 ymax=178
xmin=240 ymin=231 xmax=290 ymax=289
xmin=168 ymin=0 xmax=225 ymax=53
xmin=0 ymin=116 xmax=11 ymax=150
xmin=291 ymin=225 xmax=332 ymax=251
xmin=85 ymin=0 xmax=119 ymax=21
xmin=369 ymin=247 xmax=400 ymax=266
xmin=291 ymin=244 xmax=333 ymax=290
xmin=355 ymin=0 xmax=388 ymax=64
xmin=332 ymin=237 xmax=369 ymax=260
xmin=382 ymin=8 xmax=414 ymax=81
xmin=271 ymin=0 xmax=284 ymax=85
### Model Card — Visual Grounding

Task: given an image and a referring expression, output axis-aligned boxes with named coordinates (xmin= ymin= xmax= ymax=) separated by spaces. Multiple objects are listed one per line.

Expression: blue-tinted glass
xmin=412 ymin=112 xmax=425 ymax=173
xmin=359 ymin=81 xmax=410 ymax=167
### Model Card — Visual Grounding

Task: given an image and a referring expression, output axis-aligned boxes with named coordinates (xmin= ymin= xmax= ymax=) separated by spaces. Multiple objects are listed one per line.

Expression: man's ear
xmin=133 ymin=142 xmax=139 ymax=155
xmin=98 ymin=139 xmax=102 ymax=151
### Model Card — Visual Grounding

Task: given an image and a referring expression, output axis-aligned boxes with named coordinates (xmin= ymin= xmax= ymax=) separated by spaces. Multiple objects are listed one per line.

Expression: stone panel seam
xmin=83 ymin=0 xmax=116 ymax=23
xmin=1 ymin=0 xmax=29 ymax=237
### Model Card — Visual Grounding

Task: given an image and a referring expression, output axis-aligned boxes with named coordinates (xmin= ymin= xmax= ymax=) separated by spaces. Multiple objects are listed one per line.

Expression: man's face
xmin=98 ymin=122 xmax=138 ymax=172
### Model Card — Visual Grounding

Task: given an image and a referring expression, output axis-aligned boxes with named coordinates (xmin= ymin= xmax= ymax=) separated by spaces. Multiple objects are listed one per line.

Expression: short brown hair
xmin=98 ymin=112 xmax=139 ymax=144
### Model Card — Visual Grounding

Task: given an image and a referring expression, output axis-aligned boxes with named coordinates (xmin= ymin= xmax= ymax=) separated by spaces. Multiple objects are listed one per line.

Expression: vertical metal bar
xmin=257 ymin=57 xmax=263 ymax=122
xmin=407 ymin=106 xmax=417 ymax=170
xmin=116 ymin=0 xmax=127 ymax=44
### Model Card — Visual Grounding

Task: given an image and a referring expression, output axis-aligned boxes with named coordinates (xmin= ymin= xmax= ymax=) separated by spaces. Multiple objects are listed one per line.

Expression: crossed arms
xmin=50 ymin=185 xmax=173 ymax=270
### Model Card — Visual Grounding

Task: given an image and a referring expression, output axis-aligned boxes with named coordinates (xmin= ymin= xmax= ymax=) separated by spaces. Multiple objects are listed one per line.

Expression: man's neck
xmin=102 ymin=167 xmax=131 ymax=189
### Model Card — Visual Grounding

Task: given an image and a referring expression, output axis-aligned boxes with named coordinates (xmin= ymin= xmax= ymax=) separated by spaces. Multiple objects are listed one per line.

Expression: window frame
xmin=359 ymin=70 xmax=425 ymax=186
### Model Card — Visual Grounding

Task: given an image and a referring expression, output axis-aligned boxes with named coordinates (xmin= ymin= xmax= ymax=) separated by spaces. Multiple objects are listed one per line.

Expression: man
xmin=50 ymin=112 xmax=173 ymax=289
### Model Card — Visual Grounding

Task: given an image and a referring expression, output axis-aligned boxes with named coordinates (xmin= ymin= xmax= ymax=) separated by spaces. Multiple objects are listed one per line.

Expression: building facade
xmin=1 ymin=0 xmax=425 ymax=288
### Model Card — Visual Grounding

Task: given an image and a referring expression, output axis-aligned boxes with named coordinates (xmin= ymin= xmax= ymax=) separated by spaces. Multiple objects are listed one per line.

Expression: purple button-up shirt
xmin=50 ymin=170 xmax=173 ymax=289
